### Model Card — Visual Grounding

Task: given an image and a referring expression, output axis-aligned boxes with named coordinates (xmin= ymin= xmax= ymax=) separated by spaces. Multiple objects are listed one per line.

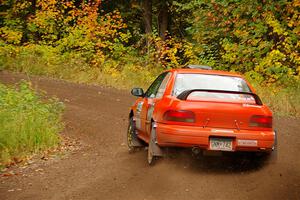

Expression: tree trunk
xmin=141 ymin=0 xmax=152 ymax=35
xmin=158 ymin=2 xmax=168 ymax=40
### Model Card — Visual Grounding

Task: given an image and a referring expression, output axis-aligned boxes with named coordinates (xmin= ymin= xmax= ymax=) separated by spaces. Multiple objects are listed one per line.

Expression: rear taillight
xmin=163 ymin=110 xmax=195 ymax=123
xmin=250 ymin=115 xmax=272 ymax=128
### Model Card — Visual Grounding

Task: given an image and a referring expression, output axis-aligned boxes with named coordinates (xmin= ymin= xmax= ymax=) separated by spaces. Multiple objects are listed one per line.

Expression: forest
xmin=0 ymin=0 xmax=299 ymax=116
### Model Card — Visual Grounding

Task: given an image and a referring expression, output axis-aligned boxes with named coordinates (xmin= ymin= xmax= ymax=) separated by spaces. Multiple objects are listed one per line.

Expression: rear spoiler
xmin=177 ymin=89 xmax=263 ymax=105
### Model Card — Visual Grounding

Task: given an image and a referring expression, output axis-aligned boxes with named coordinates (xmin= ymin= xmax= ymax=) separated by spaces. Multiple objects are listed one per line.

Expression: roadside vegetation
xmin=0 ymin=81 xmax=64 ymax=168
xmin=0 ymin=0 xmax=299 ymax=116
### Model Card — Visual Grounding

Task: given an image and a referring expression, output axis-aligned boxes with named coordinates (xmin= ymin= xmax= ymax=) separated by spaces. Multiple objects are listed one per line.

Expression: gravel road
xmin=1 ymin=71 xmax=299 ymax=200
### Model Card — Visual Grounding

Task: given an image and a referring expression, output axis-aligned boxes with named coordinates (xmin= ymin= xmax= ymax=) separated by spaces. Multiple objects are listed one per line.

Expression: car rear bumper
xmin=156 ymin=123 xmax=276 ymax=152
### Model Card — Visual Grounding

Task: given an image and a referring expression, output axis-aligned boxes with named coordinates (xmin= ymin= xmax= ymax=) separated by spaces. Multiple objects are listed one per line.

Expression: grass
xmin=0 ymin=44 xmax=161 ymax=89
xmin=1 ymin=44 xmax=299 ymax=117
xmin=255 ymin=83 xmax=300 ymax=117
xmin=0 ymin=81 xmax=64 ymax=167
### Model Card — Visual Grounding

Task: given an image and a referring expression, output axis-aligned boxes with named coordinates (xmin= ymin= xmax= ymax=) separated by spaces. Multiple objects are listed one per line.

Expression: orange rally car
xmin=127 ymin=65 xmax=276 ymax=164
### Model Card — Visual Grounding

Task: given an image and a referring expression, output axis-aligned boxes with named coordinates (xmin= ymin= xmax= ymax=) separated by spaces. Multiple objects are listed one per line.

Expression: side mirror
xmin=131 ymin=88 xmax=144 ymax=97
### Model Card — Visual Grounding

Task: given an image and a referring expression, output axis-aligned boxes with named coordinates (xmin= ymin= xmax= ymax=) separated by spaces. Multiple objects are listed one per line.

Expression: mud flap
xmin=131 ymin=132 xmax=144 ymax=147
xmin=149 ymin=125 xmax=163 ymax=157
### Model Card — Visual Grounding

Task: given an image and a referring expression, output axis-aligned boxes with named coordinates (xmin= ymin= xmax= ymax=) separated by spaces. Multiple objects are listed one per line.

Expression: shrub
xmin=191 ymin=0 xmax=300 ymax=83
xmin=0 ymin=81 xmax=64 ymax=167
xmin=254 ymin=82 xmax=300 ymax=117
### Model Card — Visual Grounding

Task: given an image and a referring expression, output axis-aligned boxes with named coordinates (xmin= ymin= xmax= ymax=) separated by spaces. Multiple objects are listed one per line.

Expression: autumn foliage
xmin=0 ymin=0 xmax=299 ymax=116
xmin=191 ymin=0 xmax=300 ymax=85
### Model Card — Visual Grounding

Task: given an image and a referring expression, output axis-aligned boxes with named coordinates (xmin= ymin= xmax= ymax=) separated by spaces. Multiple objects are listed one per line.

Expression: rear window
xmin=173 ymin=73 xmax=254 ymax=103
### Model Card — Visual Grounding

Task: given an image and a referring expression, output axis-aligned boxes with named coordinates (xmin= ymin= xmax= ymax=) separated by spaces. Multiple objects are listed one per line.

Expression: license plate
xmin=210 ymin=138 xmax=233 ymax=151
xmin=237 ymin=139 xmax=257 ymax=147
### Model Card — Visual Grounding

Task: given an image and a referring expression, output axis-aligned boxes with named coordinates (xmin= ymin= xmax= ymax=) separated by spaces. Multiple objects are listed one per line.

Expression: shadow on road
xmin=160 ymin=148 xmax=271 ymax=174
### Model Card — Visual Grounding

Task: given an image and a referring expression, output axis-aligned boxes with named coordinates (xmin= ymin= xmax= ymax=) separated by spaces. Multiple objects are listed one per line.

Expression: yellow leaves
xmin=0 ymin=27 xmax=22 ymax=45
xmin=297 ymin=66 xmax=300 ymax=75
xmin=90 ymin=51 xmax=105 ymax=67
xmin=119 ymin=32 xmax=130 ymax=43
xmin=290 ymin=52 xmax=300 ymax=65
xmin=258 ymin=50 xmax=284 ymax=69
xmin=155 ymin=37 xmax=177 ymax=67
xmin=144 ymin=35 xmax=193 ymax=68
xmin=37 ymin=0 xmax=58 ymax=11
xmin=270 ymin=49 xmax=286 ymax=60
xmin=183 ymin=42 xmax=198 ymax=63
xmin=292 ymin=0 xmax=300 ymax=7
xmin=24 ymin=0 xmax=129 ymax=65
xmin=254 ymin=49 xmax=294 ymax=83
xmin=191 ymin=1 xmax=300 ymax=85
xmin=265 ymin=14 xmax=287 ymax=36
xmin=14 ymin=1 xmax=32 ymax=10
xmin=223 ymin=41 xmax=238 ymax=52
xmin=233 ymin=29 xmax=249 ymax=38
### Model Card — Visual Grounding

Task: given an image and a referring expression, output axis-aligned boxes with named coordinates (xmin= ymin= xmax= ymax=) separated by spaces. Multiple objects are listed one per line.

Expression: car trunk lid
xmin=174 ymin=91 xmax=272 ymax=131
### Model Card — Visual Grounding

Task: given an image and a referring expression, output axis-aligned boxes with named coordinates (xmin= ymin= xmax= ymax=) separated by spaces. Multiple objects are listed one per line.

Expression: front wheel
xmin=127 ymin=117 xmax=144 ymax=152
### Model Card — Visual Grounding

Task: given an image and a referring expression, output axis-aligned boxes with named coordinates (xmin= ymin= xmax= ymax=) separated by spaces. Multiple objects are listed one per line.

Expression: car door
xmin=138 ymin=72 xmax=171 ymax=140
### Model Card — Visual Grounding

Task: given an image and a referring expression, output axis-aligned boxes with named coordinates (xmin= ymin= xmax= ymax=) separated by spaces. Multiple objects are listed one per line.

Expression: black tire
xmin=127 ymin=117 xmax=144 ymax=152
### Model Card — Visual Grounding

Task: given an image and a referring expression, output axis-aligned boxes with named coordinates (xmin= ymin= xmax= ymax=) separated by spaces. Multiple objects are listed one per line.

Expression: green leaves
xmin=189 ymin=0 xmax=300 ymax=85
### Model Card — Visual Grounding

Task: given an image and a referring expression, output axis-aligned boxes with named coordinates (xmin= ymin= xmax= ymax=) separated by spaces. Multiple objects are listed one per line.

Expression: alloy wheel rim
xmin=127 ymin=123 xmax=133 ymax=148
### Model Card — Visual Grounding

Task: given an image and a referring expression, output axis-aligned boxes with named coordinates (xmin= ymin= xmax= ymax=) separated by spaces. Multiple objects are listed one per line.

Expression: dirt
xmin=0 ymin=71 xmax=300 ymax=200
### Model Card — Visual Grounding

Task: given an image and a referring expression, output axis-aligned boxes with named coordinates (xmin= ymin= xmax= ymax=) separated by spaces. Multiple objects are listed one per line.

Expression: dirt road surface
xmin=0 ymin=71 xmax=300 ymax=200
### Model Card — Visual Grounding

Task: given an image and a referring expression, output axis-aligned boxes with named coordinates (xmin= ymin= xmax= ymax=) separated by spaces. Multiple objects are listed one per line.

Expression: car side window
xmin=156 ymin=72 xmax=171 ymax=98
xmin=144 ymin=72 xmax=168 ymax=98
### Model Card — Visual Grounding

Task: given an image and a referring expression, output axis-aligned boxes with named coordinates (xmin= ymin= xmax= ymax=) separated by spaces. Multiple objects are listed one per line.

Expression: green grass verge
xmin=0 ymin=81 xmax=64 ymax=167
